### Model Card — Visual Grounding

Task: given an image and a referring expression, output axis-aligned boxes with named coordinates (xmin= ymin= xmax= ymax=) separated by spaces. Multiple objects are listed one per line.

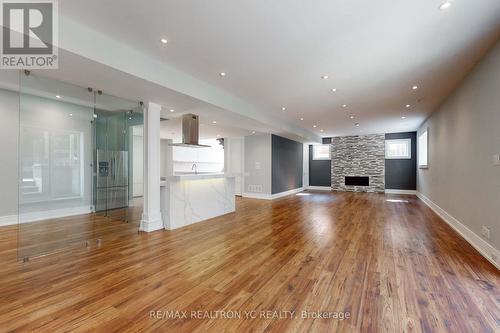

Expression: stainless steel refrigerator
xmin=95 ymin=149 xmax=129 ymax=212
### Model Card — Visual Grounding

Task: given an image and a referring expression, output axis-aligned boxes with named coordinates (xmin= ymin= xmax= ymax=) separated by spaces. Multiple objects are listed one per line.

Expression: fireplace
xmin=345 ymin=176 xmax=369 ymax=186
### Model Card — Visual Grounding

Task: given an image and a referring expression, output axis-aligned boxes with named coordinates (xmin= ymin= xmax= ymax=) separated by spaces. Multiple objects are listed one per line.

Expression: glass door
xmin=93 ymin=92 xmax=143 ymax=224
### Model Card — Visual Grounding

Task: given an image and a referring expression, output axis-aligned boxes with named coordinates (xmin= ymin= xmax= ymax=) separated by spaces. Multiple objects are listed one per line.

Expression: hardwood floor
xmin=0 ymin=192 xmax=498 ymax=333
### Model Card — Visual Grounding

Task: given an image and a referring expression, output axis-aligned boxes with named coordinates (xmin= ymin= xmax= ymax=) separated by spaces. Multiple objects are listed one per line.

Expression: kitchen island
xmin=160 ymin=173 xmax=235 ymax=230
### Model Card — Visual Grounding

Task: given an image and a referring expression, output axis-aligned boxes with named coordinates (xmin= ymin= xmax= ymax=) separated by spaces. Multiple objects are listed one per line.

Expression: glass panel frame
xmin=18 ymin=72 xmax=95 ymax=260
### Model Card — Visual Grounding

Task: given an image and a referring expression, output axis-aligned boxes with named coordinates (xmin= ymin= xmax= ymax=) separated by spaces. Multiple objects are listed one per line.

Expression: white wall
xmin=417 ymin=40 xmax=500 ymax=259
xmin=0 ymin=89 xmax=19 ymax=220
xmin=172 ymin=139 xmax=224 ymax=173
xmin=0 ymin=88 xmax=94 ymax=224
xmin=302 ymin=144 xmax=309 ymax=188
xmin=243 ymin=133 xmax=272 ymax=195
xmin=225 ymin=137 xmax=244 ymax=196
xmin=18 ymin=93 xmax=94 ymax=217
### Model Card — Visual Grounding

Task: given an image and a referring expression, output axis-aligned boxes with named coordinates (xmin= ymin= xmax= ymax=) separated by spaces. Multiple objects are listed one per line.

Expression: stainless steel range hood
xmin=169 ymin=113 xmax=211 ymax=148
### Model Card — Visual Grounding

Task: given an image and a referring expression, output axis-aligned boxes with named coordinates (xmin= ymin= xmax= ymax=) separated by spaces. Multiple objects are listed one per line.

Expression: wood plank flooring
xmin=0 ymin=191 xmax=498 ymax=333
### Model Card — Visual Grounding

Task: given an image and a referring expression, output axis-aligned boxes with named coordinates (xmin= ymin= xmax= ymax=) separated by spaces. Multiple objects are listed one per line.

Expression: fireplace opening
xmin=345 ymin=176 xmax=369 ymax=186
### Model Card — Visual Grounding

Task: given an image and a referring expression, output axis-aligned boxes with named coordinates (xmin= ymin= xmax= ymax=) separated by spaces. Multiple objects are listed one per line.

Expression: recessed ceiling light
xmin=93 ymin=114 xmax=98 ymax=119
xmin=349 ymin=115 xmax=355 ymax=119
xmin=219 ymin=72 xmax=226 ymax=77
xmin=251 ymin=131 xmax=256 ymax=135
xmin=401 ymin=116 xmax=406 ymax=119
xmin=300 ymin=117 xmax=304 ymax=121
xmin=281 ymin=106 xmax=286 ymax=111
xmin=406 ymin=104 xmax=411 ymax=108
xmin=56 ymin=95 xmax=61 ymax=98
xmin=212 ymin=120 xmax=217 ymax=124
xmin=169 ymin=109 xmax=174 ymax=112
xmin=412 ymin=85 xmax=418 ymax=90
xmin=69 ymin=113 xmax=73 ymax=117
xmin=320 ymin=129 xmax=324 ymax=132
xmin=321 ymin=75 xmax=329 ymax=79
xmin=313 ymin=125 xmax=317 ymax=128
xmin=342 ymin=104 xmax=347 ymax=108
xmin=439 ymin=1 xmax=452 ymax=10
xmin=331 ymin=88 xmax=337 ymax=92
xmin=355 ymin=123 xmax=360 ymax=127
xmin=160 ymin=38 xmax=168 ymax=44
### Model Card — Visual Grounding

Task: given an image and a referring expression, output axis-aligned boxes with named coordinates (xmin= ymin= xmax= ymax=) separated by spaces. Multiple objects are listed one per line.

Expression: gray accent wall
xmin=308 ymin=145 xmax=331 ymax=187
xmin=331 ymin=134 xmax=385 ymax=192
xmin=308 ymin=137 xmax=332 ymax=187
xmin=417 ymin=39 xmax=500 ymax=254
xmin=385 ymin=132 xmax=417 ymax=190
xmin=271 ymin=135 xmax=303 ymax=194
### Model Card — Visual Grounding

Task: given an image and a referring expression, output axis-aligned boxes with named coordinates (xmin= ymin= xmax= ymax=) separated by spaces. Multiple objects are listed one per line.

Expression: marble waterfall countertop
xmin=160 ymin=172 xmax=236 ymax=230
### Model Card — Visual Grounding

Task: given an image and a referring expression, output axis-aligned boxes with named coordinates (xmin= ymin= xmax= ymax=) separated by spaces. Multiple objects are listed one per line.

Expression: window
xmin=312 ymin=144 xmax=331 ymax=160
xmin=385 ymin=139 xmax=411 ymax=159
xmin=418 ymin=129 xmax=428 ymax=168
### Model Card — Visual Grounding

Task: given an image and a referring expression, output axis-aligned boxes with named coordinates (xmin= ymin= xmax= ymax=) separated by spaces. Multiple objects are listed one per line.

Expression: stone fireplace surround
xmin=330 ymin=134 xmax=385 ymax=193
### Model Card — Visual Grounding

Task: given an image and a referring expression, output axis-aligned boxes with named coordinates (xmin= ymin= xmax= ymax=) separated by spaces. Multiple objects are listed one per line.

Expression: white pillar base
xmin=140 ymin=212 xmax=164 ymax=232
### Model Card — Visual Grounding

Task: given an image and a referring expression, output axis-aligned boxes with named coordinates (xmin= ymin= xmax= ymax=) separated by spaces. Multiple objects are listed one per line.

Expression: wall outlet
xmin=493 ymin=154 xmax=500 ymax=166
xmin=481 ymin=226 xmax=490 ymax=239
xmin=248 ymin=185 xmax=263 ymax=193
xmin=491 ymin=253 xmax=498 ymax=264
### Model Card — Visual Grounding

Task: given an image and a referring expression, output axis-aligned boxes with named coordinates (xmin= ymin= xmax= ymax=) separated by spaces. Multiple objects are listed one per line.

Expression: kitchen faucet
xmin=191 ymin=163 xmax=198 ymax=174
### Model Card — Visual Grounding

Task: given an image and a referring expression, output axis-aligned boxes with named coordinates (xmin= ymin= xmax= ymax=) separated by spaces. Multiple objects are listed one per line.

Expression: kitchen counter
xmin=160 ymin=172 xmax=235 ymax=230
xmin=163 ymin=172 xmax=233 ymax=182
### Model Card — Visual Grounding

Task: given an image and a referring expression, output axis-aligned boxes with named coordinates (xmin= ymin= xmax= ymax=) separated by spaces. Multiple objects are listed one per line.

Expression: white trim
xmin=416 ymin=191 xmax=499 ymax=270
xmin=243 ymin=187 xmax=305 ymax=200
xmin=140 ymin=211 xmax=164 ymax=232
xmin=242 ymin=192 xmax=272 ymax=200
xmin=385 ymin=189 xmax=416 ymax=195
xmin=0 ymin=215 xmax=18 ymax=227
xmin=385 ymin=138 xmax=412 ymax=159
xmin=307 ymin=186 xmax=332 ymax=191
xmin=271 ymin=187 xmax=304 ymax=199
xmin=312 ymin=144 xmax=331 ymax=160
xmin=0 ymin=206 xmax=93 ymax=227
xmin=418 ymin=129 xmax=428 ymax=168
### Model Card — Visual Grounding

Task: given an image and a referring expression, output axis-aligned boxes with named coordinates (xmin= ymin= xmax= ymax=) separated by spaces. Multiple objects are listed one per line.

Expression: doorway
xmin=93 ymin=93 xmax=144 ymax=224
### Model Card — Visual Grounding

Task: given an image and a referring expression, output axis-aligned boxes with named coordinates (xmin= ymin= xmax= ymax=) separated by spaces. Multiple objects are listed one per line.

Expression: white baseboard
xmin=416 ymin=191 xmax=499 ymax=270
xmin=140 ymin=212 xmax=164 ymax=232
xmin=0 ymin=206 xmax=92 ymax=227
xmin=307 ymin=186 xmax=332 ymax=191
xmin=242 ymin=192 xmax=273 ymax=200
xmin=271 ymin=187 xmax=304 ymax=199
xmin=385 ymin=189 xmax=417 ymax=195
xmin=0 ymin=215 xmax=17 ymax=227
xmin=243 ymin=187 xmax=305 ymax=200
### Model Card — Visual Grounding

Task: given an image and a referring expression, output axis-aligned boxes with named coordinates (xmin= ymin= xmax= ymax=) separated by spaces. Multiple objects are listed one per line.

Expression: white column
xmin=140 ymin=102 xmax=163 ymax=232
xmin=160 ymin=139 xmax=174 ymax=177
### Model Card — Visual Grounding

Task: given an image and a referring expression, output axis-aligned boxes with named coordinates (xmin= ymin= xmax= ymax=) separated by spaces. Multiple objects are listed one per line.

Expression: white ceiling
xmin=59 ymin=0 xmax=500 ymax=137
xmin=0 ymin=50 xmax=272 ymax=140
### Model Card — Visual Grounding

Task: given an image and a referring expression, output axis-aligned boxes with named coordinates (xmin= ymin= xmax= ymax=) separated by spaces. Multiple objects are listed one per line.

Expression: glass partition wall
xmin=18 ymin=72 xmax=143 ymax=261
xmin=93 ymin=93 xmax=144 ymax=225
